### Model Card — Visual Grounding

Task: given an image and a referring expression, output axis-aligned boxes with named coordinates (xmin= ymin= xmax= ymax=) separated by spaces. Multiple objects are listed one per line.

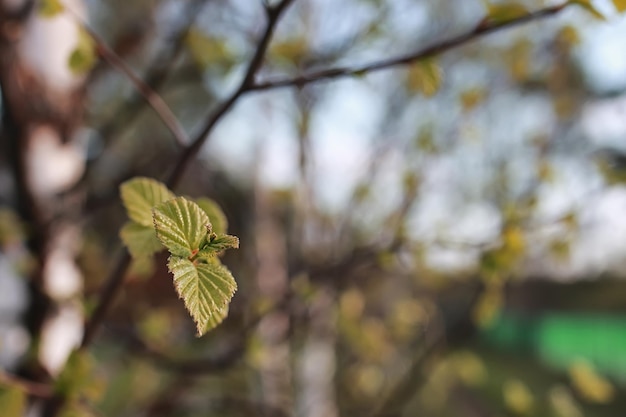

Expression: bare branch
xmin=86 ymin=26 xmax=190 ymax=147
xmin=0 ymin=370 xmax=53 ymax=398
xmin=249 ymin=3 xmax=570 ymax=92
xmin=165 ymin=0 xmax=296 ymax=187
xmin=64 ymin=8 xmax=190 ymax=148
xmin=92 ymin=0 xmax=208 ymax=147
xmin=80 ymin=249 xmax=131 ymax=348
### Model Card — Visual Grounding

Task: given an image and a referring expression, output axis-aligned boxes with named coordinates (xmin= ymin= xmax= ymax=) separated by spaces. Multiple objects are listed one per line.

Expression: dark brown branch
xmin=0 ymin=370 xmax=53 ymax=398
xmin=92 ymin=0 xmax=208 ymax=146
xmin=165 ymin=0 xmax=296 ymax=187
xmin=86 ymin=27 xmax=190 ymax=147
xmin=249 ymin=3 xmax=570 ymax=92
xmin=64 ymin=7 xmax=190 ymax=148
xmin=80 ymin=249 xmax=131 ymax=348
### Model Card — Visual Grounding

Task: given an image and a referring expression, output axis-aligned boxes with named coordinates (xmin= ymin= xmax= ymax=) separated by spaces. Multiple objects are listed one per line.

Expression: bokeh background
xmin=2 ymin=0 xmax=626 ymax=416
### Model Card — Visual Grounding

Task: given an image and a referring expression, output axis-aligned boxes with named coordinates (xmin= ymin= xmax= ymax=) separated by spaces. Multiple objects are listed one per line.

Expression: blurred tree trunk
xmin=0 ymin=0 xmax=87 ymax=403
xmin=296 ymin=287 xmax=338 ymax=417
xmin=254 ymin=173 xmax=293 ymax=413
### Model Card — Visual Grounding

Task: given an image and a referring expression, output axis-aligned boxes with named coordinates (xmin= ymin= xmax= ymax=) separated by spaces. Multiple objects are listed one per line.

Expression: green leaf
xmin=153 ymin=197 xmax=211 ymax=258
xmin=60 ymin=402 xmax=100 ymax=417
xmin=121 ymin=178 xmax=174 ymax=227
xmin=406 ymin=59 xmax=443 ymax=97
xmin=185 ymin=29 xmax=234 ymax=72
xmin=39 ymin=0 xmax=64 ymax=17
xmin=0 ymin=385 xmax=26 ymax=417
xmin=614 ymin=0 xmax=626 ymax=12
xmin=503 ymin=379 xmax=535 ymax=415
xmin=270 ymin=37 xmax=308 ymax=65
xmin=68 ymin=28 xmax=97 ymax=74
xmin=168 ymin=257 xmax=237 ymax=336
xmin=486 ymin=3 xmax=528 ymax=23
xmin=570 ymin=0 xmax=606 ymax=20
xmin=202 ymin=304 xmax=230 ymax=333
xmin=120 ymin=222 xmax=163 ymax=259
xmin=197 ymin=234 xmax=240 ymax=260
xmin=55 ymin=350 xmax=94 ymax=400
xmin=196 ymin=197 xmax=228 ymax=235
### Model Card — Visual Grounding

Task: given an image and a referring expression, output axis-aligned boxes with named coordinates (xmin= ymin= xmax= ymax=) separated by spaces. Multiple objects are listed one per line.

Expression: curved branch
xmin=86 ymin=26 xmax=190 ymax=148
xmin=64 ymin=7 xmax=190 ymax=148
xmin=165 ymin=0 xmax=296 ymax=187
xmin=0 ymin=370 xmax=53 ymax=398
xmin=249 ymin=2 xmax=570 ymax=92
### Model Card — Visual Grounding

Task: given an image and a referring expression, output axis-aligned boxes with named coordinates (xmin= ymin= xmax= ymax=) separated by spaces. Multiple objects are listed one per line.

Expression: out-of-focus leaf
xmin=0 ymin=208 xmax=25 ymax=246
xmin=569 ymin=360 xmax=614 ymax=403
xmin=503 ymin=379 xmax=534 ymax=415
xmin=549 ymin=239 xmax=570 ymax=261
xmin=60 ymin=402 xmax=99 ymax=417
xmin=560 ymin=212 xmax=578 ymax=230
xmin=460 ymin=88 xmax=487 ymax=112
xmin=487 ymin=3 xmax=528 ymax=23
xmin=537 ymin=160 xmax=555 ymax=182
xmin=55 ymin=350 xmax=103 ymax=402
xmin=406 ymin=59 xmax=443 ymax=97
xmin=68 ymin=28 xmax=97 ymax=74
xmin=185 ymin=29 xmax=235 ymax=72
xmin=196 ymin=197 xmax=228 ymax=235
xmin=570 ymin=0 xmax=606 ymax=20
xmin=138 ymin=308 xmax=174 ymax=347
xmin=270 ymin=37 xmax=308 ymax=64
xmin=614 ymin=0 xmax=626 ymax=12
xmin=121 ymin=178 xmax=174 ymax=227
xmin=556 ymin=25 xmax=580 ymax=48
xmin=128 ymin=255 xmax=155 ymax=279
xmin=503 ymin=225 xmax=526 ymax=257
xmin=0 ymin=385 xmax=26 ymax=417
xmin=549 ymin=385 xmax=583 ymax=417
xmin=119 ymin=222 xmax=162 ymax=259
xmin=506 ymin=39 xmax=532 ymax=82
xmin=452 ymin=351 xmax=487 ymax=387
xmin=472 ymin=284 xmax=503 ymax=328
xmin=415 ymin=126 xmax=438 ymax=154
xmin=39 ymin=0 xmax=64 ymax=17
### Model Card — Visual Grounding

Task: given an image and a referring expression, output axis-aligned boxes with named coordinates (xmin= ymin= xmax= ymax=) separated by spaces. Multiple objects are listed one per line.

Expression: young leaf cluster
xmin=120 ymin=178 xmax=239 ymax=336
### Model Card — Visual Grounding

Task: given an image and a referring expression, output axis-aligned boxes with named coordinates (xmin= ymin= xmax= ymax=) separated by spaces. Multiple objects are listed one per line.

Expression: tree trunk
xmin=0 ymin=0 xmax=87 ymax=405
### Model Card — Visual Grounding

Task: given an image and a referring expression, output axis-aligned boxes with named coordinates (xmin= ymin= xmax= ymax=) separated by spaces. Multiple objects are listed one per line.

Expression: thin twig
xmin=93 ymin=0 xmax=208 ymax=146
xmin=80 ymin=249 xmax=131 ymax=348
xmin=165 ymin=0 xmax=296 ymax=187
xmin=0 ymin=370 xmax=53 ymax=398
xmin=64 ymin=7 xmax=190 ymax=148
xmin=249 ymin=3 xmax=570 ymax=91
xmin=87 ymin=27 xmax=190 ymax=147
